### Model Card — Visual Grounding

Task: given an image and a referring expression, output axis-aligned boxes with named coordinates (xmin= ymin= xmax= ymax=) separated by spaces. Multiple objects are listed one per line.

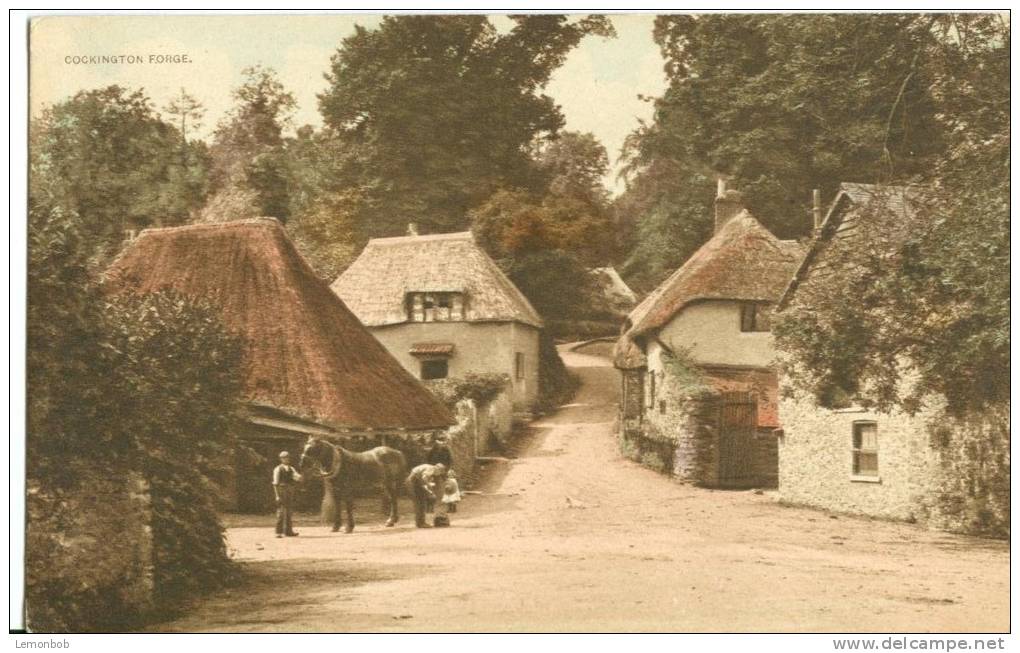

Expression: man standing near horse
xmin=273 ymin=451 xmax=302 ymax=538
xmin=406 ymin=462 xmax=447 ymax=528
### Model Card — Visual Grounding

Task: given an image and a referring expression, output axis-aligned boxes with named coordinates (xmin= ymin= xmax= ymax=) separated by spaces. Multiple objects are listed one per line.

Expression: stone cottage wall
xmin=25 ymin=471 xmax=155 ymax=631
xmin=779 ymin=383 xmax=1009 ymax=536
xmin=778 ymin=387 xmax=931 ymax=521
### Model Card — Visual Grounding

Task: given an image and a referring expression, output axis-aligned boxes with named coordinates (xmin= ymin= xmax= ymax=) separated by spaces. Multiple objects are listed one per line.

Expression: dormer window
xmin=407 ymin=292 xmax=465 ymax=322
xmin=740 ymin=302 xmax=772 ymax=332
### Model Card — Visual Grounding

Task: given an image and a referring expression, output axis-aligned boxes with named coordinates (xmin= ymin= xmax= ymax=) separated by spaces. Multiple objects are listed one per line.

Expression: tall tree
xmin=319 ymin=15 xmax=615 ymax=236
xmin=201 ymin=65 xmax=296 ymax=222
xmin=618 ymin=13 xmax=951 ymax=288
xmin=30 ymin=86 xmax=209 ymax=263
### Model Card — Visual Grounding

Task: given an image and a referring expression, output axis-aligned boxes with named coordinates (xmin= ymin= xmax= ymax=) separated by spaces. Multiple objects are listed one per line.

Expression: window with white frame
xmin=852 ymin=421 xmax=879 ymax=477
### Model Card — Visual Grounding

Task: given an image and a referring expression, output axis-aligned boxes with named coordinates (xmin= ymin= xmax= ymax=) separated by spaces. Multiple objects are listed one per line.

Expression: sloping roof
xmin=104 ymin=218 xmax=454 ymax=431
xmin=778 ymin=183 xmax=917 ymax=309
xmin=625 ymin=212 xmax=805 ymax=338
xmin=613 ymin=211 xmax=804 ymax=370
xmin=331 ymin=231 xmax=543 ymax=329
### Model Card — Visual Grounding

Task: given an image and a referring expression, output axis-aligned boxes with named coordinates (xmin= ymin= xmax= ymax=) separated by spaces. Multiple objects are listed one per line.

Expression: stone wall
xmin=778 ymin=382 xmax=1009 ymax=536
xmin=25 ymin=471 xmax=155 ymax=632
xmin=621 ymin=370 xmax=777 ymax=489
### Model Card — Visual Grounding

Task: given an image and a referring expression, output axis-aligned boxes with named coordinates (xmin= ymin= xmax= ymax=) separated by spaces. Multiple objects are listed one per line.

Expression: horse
xmin=299 ymin=436 xmax=407 ymax=533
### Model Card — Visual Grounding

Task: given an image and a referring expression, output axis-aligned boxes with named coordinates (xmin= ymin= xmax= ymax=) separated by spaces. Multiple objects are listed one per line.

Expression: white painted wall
xmin=658 ymin=300 xmax=777 ymax=368
xmin=368 ymin=321 xmax=540 ymax=411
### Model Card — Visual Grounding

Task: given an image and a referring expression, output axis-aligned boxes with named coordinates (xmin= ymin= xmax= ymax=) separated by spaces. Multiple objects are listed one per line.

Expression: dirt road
xmin=151 ymin=347 xmax=1009 ymax=632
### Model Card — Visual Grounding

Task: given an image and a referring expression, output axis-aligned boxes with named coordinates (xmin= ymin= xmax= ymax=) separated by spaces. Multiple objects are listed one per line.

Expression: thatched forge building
xmin=614 ymin=185 xmax=804 ymax=488
xmin=332 ymin=230 xmax=543 ymax=413
xmin=105 ymin=218 xmax=454 ymax=512
xmin=775 ymin=184 xmax=1008 ymax=536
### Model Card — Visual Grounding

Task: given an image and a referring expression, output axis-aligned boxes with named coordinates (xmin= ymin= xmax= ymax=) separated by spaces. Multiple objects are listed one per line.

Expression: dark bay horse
xmin=299 ymin=437 xmax=406 ymax=533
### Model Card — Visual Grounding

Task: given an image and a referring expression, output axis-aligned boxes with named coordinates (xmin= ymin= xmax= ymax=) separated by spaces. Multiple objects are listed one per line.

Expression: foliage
xmin=425 ymin=373 xmax=510 ymax=409
xmin=774 ymin=15 xmax=1009 ymax=414
xmin=26 ymin=206 xmax=245 ymax=628
xmin=537 ymin=330 xmax=579 ymax=413
xmin=203 ymin=65 xmax=296 ymax=222
xmin=925 ymin=404 xmax=1009 ymax=538
xmin=470 ymin=184 xmax=613 ymax=325
xmin=319 ymin=15 xmax=615 ymax=235
xmin=616 ymin=14 xmax=965 ymax=291
xmin=615 ymin=160 xmax=714 ymax=291
xmin=660 ymin=347 xmax=711 ymax=396
xmin=104 ymin=290 xmax=245 ymax=604
xmin=29 ymin=85 xmax=210 ymax=264
xmin=639 ymin=451 xmax=669 ymax=474
xmin=283 ymin=126 xmax=367 ymax=278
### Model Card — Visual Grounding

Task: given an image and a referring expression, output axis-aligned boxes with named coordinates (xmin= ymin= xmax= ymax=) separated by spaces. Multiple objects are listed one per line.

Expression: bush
xmin=425 ymin=373 xmax=509 ymax=409
xmin=26 ymin=210 xmax=245 ymax=630
xmin=537 ymin=330 xmax=579 ymax=413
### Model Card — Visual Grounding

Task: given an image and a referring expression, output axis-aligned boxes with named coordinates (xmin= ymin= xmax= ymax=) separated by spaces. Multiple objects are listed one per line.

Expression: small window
xmin=852 ymin=422 xmax=879 ymax=477
xmin=515 ymin=352 xmax=525 ymax=380
xmin=659 ymin=400 xmax=666 ymax=414
xmin=437 ymin=294 xmax=451 ymax=309
xmin=648 ymin=370 xmax=657 ymax=407
xmin=421 ymin=359 xmax=448 ymax=381
xmin=740 ymin=302 xmax=772 ymax=332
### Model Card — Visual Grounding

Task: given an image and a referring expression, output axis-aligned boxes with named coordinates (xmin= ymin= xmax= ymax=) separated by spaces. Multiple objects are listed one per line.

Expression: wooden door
xmin=717 ymin=391 xmax=758 ymax=488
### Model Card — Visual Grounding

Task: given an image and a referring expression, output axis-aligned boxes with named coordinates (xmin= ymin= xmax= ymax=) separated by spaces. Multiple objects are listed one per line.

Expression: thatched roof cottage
xmin=105 ymin=218 xmax=454 ymax=510
xmin=614 ymin=184 xmax=805 ymax=488
xmin=332 ymin=230 xmax=542 ymax=412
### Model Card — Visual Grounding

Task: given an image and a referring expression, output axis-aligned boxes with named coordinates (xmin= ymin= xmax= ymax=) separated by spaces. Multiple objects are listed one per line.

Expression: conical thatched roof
xmin=614 ymin=212 xmax=804 ymax=369
xmin=105 ymin=218 xmax=454 ymax=431
xmin=331 ymin=231 xmax=543 ymax=328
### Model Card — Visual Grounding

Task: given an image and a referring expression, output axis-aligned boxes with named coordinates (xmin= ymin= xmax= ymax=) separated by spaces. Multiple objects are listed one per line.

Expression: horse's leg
xmin=343 ymin=481 xmax=355 ymax=533
xmin=331 ymin=482 xmax=343 ymax=533
xmin=385 ymin=474 xmax=398 ymax=527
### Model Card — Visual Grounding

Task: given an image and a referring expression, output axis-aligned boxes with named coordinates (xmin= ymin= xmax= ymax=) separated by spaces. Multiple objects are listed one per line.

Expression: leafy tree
xmin=773 ymin=14 xmax=1009 ymax=414
xmin=202 ymin=65 xmax=296 ymax=222
xmin=319 ymin=15 xmax=615 ymax=236
xmin=535 ymin=131 xmax=611 ymax=206
xmin=615 ymin=152 xmax=715 ymax=291
xmin=617 ymin=13 xmax=954 ymax=289
xmin=283 ymin=125 xmax=366 ymax=278
xmin=30 ymin=86 xmax=209 ymax=263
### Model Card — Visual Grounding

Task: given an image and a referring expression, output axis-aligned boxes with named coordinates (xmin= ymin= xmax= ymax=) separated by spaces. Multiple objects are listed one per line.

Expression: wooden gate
xmin=717 ymin=391 xmax=758 ymax=488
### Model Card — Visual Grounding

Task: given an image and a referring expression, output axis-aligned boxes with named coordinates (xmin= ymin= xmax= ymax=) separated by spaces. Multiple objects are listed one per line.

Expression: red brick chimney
xmin=714 ymin=179 xmax=745 ymax=233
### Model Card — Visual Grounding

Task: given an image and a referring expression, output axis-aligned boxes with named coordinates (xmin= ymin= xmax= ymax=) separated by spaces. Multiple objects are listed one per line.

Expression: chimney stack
xmin=714 ymin=180 xmax=745 ymax=233
xmin=812 ymin=189 xmax=823 ymax=230
xmin=407 ymin=222 xmax=419 ymax=237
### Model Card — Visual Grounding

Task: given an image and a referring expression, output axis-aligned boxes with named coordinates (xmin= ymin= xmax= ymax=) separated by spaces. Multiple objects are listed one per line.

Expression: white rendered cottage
xmin=332 ymin=230 xmax=543 ymax=412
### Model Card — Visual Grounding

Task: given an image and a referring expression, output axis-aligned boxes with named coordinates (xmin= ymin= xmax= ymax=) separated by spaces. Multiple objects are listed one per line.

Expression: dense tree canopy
xmin=619 ymin=13 xmax=953 ymax=290
xmin=30 ymin=86 xmax=210 ymax=263
xmin=319 ymin=15 xmax=614 ymax=236
xmin=201 ymin=65 xmax=297 ymax=222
